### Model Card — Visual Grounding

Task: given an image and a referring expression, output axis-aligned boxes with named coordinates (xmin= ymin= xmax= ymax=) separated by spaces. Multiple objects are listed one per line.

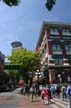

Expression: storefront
xmin=44 ymin=65 xmax=71 ymax=84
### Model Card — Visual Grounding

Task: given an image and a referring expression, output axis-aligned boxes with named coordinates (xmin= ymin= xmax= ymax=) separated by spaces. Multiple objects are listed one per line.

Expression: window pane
xmin=65 ymin=43 xmax=71 ymax=52
xmin=52 ymin=55 xmax=63 ymax=65
xmin=62 ymin=28 xmax=69 ymax=33
xmin=52 ymin=44 xmax=61 ymax=51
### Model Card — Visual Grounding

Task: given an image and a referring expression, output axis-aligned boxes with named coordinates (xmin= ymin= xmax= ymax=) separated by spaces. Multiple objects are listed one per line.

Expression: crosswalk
xmin=49 ymin=98 xmax=69 ymax=108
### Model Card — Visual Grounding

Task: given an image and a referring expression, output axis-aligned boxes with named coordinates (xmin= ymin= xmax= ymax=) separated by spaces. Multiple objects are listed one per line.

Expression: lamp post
xmin=35 ymin=69 xmax=41 ymax=91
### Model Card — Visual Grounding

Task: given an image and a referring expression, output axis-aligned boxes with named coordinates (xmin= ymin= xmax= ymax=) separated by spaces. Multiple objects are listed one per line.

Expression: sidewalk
xmin=0 ymin=92 xmax=51 ymax=108
xmin=17 ymin=95 xmax=51 ymax=108
xmin=0 ymin=91 xmax=69 ymax=108
xmin=16 ymin=94 xmax=69 ymax=108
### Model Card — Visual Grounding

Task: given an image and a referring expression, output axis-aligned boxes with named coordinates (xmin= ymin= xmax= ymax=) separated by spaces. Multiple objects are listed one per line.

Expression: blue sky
xmin=0 ymin=0 xmax=71 ymax=56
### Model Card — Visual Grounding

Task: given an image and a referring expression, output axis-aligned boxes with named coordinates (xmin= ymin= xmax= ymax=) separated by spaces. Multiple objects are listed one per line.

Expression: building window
xmin=50 ymin=28 xmax=59 ymax=35
xmin=62 ymin=28 xmax=71 ymax=36
xmin=62 ymin=28 xmax=69 ymax=33
xmin=65 ymin=43 xmax=71 ymax=52
xmin=50 ymin=35 xmax=60 ymax=38
xmin=52 ymin=55 xmax=63 ymax=65
xmin=50 ymin=28 xmax=58 ymax=32
xmin=55 ymin=59 xmax=63 ymax=65
xmin=52 ymin=43 xmax=62 ymax=52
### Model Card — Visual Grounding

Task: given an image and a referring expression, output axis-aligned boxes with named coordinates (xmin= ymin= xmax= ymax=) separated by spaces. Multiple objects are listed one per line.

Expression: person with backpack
xmin=66 ymin=83 xmax=71 ymax=108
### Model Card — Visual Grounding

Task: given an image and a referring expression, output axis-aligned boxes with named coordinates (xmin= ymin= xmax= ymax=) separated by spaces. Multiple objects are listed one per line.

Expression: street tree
xmin=45 ymin=0 xmax=56 ymax=11
xmin=7 ymin=48 xmax=41 ymax=83
xmin=2 ymin=0 xmax=56 ymax=11
xmin=2 ymin=0 xmax=20 ymax=6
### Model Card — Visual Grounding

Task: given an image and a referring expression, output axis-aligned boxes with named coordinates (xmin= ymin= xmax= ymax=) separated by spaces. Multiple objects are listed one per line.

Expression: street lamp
xmin=35 ymin=69 xmax=41 ymax=91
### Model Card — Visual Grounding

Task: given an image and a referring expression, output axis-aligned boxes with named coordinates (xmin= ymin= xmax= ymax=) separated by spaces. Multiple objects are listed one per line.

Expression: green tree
xmin=7 ymin=48 xmax=41 ymax=83
xmin=2 ymin=0 xmax=56 ymax=11
xmin=45 ymin=0 xmax=56 ymax=11
xmin=3 ymin=0 xmax=20 ymax=6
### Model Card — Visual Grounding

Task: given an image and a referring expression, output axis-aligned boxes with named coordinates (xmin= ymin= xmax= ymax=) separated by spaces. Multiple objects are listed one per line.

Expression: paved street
xmin=0 ymin=89 xmax=69 ymax=108
xmin=0 ymin=91 xmax=50 ymax=108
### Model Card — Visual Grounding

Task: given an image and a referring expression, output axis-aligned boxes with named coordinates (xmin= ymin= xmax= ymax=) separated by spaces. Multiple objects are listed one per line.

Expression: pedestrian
xmin=18 ymin=80 xmax=24 ymax=88
xmin=38 ymin=85 xmax=43 ymax=97
xmin=30 ymin=85 xmax=34 ymax=102
xmin=66 ymin=83 xmax=71 ymax=108
xmin=43 ymin=87 xmax=52 ymax=105
xmin=20 ymin=87 xmax=24 ymax=95
xmin=61 ymin=85 xmax=66 ymax=101
xmin=23 ymin=84 xmax=26 ymax=96
xmin=41 ymin=87 xmax=45 ymax=100
xmin=56 ymin=85 xmax=61 ymax=98
xmin=46 ymin=88 xmax=52 ymax=104
xmin=50 ymin=85 xmax=55 ymax=98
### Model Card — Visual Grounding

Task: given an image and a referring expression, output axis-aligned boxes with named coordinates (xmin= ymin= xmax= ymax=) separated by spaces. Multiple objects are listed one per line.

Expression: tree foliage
xmin=45 ymin=0 xmax=56 ymax=11
xmin=2 ymin=0 xmax=20 ymax=6
xmin=7 ymin=48 xmax=41 ymax=82
xmin=1 ymin=0 xmax=56 ymax=11
xmin=8 ymin=48 xmax=40 ymax=70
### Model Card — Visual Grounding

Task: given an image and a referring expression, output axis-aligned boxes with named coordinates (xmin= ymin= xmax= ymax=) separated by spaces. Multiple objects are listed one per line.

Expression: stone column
xmin=49 ymin=69 xmax=56 ymax=84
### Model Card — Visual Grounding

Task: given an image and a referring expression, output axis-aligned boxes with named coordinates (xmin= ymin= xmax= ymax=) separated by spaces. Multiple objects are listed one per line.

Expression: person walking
xmin=43 ymin=87 xmax=52 ymax=105
xmin=30 ymin=85 xmax=34 ymax=102
xmin=66 ymin=83 xmax=71 ymax=108
xmin=61 ymin=85 xmax=66 ymax=101
xmin=41 ymin=87 xmax=45 ymax=100
xmin=56 ymin=85 xmax=61 ymax=98
xmin=46 ymin=87 xmax=52 ymax=104
xmin=50 ymin=85 xmax=55 ymax=98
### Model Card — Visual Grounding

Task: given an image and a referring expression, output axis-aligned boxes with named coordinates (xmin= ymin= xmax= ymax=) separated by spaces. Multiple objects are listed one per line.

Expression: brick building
xmin=36 ymin=21 xmax=71 ymax=84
